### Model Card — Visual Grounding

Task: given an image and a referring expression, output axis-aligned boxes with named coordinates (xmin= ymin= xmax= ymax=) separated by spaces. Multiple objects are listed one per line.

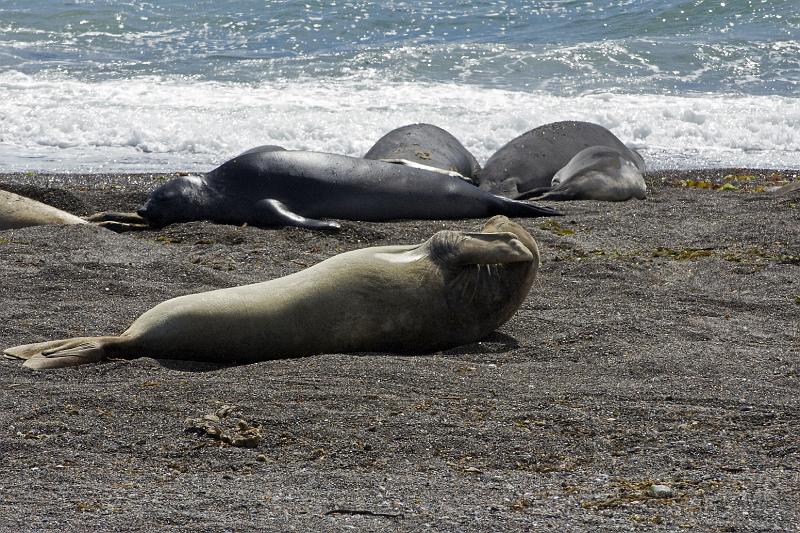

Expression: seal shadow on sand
xmin=439 ymin=331 xmax=521 ymax=356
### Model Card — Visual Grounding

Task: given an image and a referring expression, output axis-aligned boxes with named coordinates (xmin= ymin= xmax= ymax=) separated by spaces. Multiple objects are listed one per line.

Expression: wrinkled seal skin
xmin=136 ymin=148 xmax=559 ymax=230
xmin=0 ymin=189 xmax=87 ymax=230
xmin=526 ymin=146 xmax=647 ymax=202
xmin=479 ymin=121 xmax=645 ymax=198
xmin=364 ymin=123 xmax=481 ymax=180
xmin=5 ymin=216 xmax=540 ymax=370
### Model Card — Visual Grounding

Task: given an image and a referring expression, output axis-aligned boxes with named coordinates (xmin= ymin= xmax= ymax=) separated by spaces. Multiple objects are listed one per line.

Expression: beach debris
xmin=652 ymin=247 xmax=715 ymax=260
xmin=539 ymin=219 xmax=576 ymax=236
xmin=325 ymin=508 xmax=404 ymax=519
xmin=671 ymin=171 xmax=795 ymax=193
xmin=16 ymin=429 xmax=47 ymax=440
xmin=647 ymin=484 xmax=674 ymax=499
xmin=185 ymin=404 xmax=262 ymax=448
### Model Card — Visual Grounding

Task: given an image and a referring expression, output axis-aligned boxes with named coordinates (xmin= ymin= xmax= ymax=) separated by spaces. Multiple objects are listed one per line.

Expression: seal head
xmin=138 ymin=175 xmax=208 ymax=227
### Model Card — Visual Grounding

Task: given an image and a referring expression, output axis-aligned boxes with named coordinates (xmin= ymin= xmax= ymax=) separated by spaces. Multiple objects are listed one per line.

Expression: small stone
xmin=648 ymin=484 xmax=674 ymax=499
xmin=256 ymin=454 xmax=268 ymax=462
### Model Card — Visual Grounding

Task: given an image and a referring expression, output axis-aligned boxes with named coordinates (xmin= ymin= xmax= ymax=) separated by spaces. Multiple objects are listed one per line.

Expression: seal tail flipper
xmin=497 ymin=196 xmax=562 ymax=217
xmin=4 ymin=337 xmax=112 ymax=370
xmin=252 ymin=199 xmax=341 ymax=230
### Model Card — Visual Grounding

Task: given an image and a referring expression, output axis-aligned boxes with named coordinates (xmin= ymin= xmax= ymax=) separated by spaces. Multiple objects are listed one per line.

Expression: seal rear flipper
xmin=449 ymin=232 xmax=534 ymax=265
xmin=4 ymin=337 xmax=110 ymax=369
xmin=252 ymin=199 xmax=341 ymax=230
xmin=498 ymin=196 xmax=562 ymax=217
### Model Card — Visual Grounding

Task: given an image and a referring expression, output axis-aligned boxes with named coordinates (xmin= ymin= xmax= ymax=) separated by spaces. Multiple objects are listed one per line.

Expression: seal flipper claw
xmin=252 ymin=199 xmax=341 ymax=230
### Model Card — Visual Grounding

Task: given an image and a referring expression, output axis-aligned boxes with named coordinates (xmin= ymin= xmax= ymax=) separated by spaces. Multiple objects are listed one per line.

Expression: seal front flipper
xmin=252 ymin=199 xmax=341 ymax=230
xmin=85 ymin=211 xmax=148 ymax=224
xmin=515 ymin=186 xmax=553 ymax=201
xmin=85 ymin=211 xmax=150 ymax=232
xmin=435 ymin=231 xmax=534 ymax=266
xmin=524 ymin=185 xmax=579 ymax=201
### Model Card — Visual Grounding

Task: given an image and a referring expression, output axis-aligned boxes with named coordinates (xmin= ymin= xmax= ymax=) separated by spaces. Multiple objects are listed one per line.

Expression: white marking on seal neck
xmin=184 ymin=175 xmax=205 ymax=187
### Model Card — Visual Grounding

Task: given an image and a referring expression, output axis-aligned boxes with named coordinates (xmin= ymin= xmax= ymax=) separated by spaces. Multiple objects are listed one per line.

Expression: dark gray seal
xmin=133 ymin=148 xmax=559 ymax=230
xmin=364 ymin=123 xmax=481 ymax=181
xmin=479 ymin=121 xmax=645 ymax=198
xmin=525 ymin=146 xmax=647 ymax=202
xmin=236 ymin=144 xmax=286 ymax=157
xmin=5 ymin=216 xmax=539 ymax=369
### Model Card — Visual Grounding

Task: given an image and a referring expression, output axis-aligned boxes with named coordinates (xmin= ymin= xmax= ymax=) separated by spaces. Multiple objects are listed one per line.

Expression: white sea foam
xmin=0 ymin=71 xmax=797 ymax=172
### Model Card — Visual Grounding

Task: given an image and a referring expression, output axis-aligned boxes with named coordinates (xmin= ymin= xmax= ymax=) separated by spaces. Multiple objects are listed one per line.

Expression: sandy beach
xmin=0 ymin=169 xmax=798 ymax=531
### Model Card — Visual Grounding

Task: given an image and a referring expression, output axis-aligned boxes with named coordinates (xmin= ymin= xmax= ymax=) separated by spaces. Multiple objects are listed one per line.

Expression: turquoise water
xmin=0 ymin=0 xmax=798 ymax=171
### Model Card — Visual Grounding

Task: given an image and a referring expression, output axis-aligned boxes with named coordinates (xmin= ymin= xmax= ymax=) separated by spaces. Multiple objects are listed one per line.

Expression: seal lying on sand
xmin=0 ymin=189 xmax=87 ymax=230
xmin=522 ymin=146 xmax=647 ymax=202
xmin=479 ymin=121 xmax=645 ymax=198
xmin=5 ymin=216 xmax=540 ymax=369
xmin=364 ymin=123 xmax=481 ymax=182
xmin=98 ymin=148 xmax=559 ymax=231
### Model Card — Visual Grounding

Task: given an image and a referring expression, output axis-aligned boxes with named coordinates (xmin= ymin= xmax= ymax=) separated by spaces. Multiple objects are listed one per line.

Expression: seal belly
xmin=122 ymin=248 xmax=453 ymax=362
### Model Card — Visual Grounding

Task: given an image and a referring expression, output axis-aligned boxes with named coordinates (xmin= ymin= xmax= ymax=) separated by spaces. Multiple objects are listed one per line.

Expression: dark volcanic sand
xmin=0 ymin=170 xmax=798 ymax=531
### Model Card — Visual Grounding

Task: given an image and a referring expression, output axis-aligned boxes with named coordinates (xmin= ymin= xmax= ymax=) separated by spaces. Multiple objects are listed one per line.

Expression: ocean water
xmin=0 ymin=0 xmax=797 ymax=172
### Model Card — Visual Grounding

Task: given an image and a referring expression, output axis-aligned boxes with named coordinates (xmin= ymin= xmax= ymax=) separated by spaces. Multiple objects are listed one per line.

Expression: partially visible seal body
xmin=236 ymin=144 xmax=286 ymax=157
xmin=479 ymin=121 xmax=645 ymax=198
xmin=527 ymin=146 xmax=647 ymax=202
xmin=136 ymin=148 xmax=559 ymax=230
xmin=5 ymin=216 xmax=540 ymax=369
xmin=0 ymin=189 xmax=87 ymax=230
xmin=364 ymin=123 xmax=481 ymax=181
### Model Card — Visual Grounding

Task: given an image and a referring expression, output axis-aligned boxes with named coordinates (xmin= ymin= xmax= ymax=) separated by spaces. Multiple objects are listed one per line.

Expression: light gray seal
xmin=100 ymin=148 xmax=559 ymax=231
xmin=364 ymin=123 xmax=481 ymax=182
xmin=0 ymin=189 xmax=87 ymax=230
xmin=5 ymin=216 xmax=540 ymax=369
xmin=479 ymin=121 xmax=645 ymax=198
xmin=524 ymin=146 xmax=647 ymax=202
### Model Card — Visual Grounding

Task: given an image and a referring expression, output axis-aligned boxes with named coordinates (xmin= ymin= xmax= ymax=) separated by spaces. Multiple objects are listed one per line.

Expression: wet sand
xmin=0 ymin=169 xmax=798 ymax=531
